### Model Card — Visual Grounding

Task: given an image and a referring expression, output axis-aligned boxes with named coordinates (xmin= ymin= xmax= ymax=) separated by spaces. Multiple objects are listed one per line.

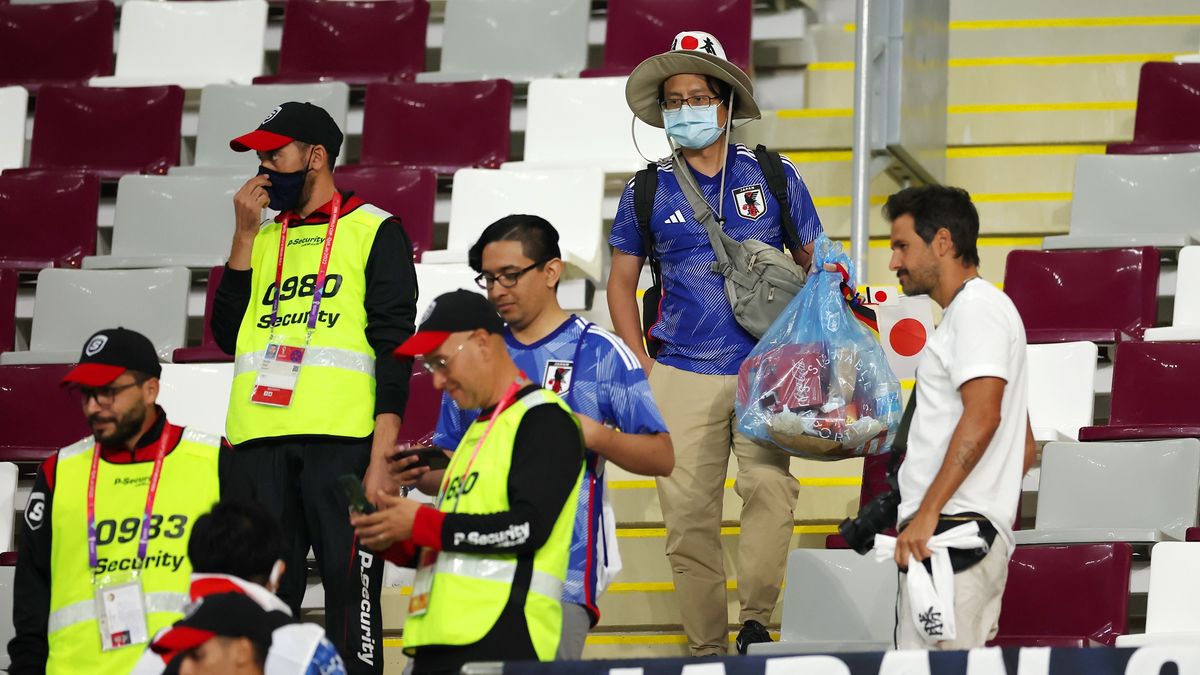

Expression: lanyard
xmin=87 ymin=432 xmax=171 ymax=569
xmin=438 ymin=379 xmax=526 ymax=512
xmin=268 ymin=192 xmax=342 ymax=332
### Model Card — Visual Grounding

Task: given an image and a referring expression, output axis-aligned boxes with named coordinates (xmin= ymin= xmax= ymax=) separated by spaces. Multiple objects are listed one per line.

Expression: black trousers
xmin=236 ymin=438 xmax=384 ymax=675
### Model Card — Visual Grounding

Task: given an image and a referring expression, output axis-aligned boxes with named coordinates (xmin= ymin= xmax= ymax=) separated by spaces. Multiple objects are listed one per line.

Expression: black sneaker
xmin=735 ymin=619 xmax=773 ymax=654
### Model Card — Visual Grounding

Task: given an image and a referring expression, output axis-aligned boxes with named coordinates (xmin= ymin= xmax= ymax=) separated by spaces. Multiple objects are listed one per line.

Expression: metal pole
xmin=849 ymin=0 xmax=873 ymax=286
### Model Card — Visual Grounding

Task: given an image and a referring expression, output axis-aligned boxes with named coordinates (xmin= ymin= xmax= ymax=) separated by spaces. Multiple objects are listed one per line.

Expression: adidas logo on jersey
xmin=664 ymin=209 xmax=686 ymax=224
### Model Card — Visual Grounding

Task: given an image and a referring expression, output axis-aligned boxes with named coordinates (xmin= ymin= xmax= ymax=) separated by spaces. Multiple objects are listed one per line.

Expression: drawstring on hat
xmin=631 ymin=115 xmax=658 ymax=165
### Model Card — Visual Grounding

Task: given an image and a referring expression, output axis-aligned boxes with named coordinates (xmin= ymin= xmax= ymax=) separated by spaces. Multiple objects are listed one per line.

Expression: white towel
xmin=874 ymin=521 xmax=989 ymax=645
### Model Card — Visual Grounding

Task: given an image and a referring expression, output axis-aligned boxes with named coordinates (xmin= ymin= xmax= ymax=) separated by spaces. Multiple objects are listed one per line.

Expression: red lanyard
xmin=268 ymin=192 xmax=342 ymax=332
xmin=87 ymin=432 xmax=171 ymax=569
xmin=438 ymin=379 xmax=526 ymax=512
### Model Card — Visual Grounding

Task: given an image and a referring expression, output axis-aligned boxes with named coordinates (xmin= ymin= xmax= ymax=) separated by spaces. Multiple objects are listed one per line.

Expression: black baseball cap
xmin=150 ymin=592 xmax=282 ymax=660
xmin=229 ymin=101 xmax=344 ymax=159
xmin=61 ymin=328 xmax=162 ymax=388
xmin=394 ymin=290 xmax=505 ymax=357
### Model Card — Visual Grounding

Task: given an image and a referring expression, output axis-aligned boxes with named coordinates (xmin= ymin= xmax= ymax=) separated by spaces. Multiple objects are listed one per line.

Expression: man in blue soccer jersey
xmin=606 ymin=31 xmax=825 ymax=655
xmin=395 ymin=215 xmax=673 ymax=659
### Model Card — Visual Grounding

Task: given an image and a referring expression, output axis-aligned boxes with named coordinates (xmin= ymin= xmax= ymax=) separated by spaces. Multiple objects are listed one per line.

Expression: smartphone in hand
xmin=392 ymin=447 xmax=451 ymax=471
xmin=339 ymin=474 xmax=376 ymax=514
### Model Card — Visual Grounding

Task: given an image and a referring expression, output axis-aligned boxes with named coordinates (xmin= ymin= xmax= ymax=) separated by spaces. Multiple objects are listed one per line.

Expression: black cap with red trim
xmin=229 ymin=101 xmax=344 ymax=159
xmin=61 ymin=327 xmax=162 ymax=388
xmin=394 ymin=289 xmax=504 ymax=357
xmin=150 ymin=592 xmax=279 ymax=661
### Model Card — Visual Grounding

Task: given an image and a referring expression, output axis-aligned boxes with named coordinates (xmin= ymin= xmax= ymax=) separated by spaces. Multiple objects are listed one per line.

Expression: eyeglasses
xmin=78 ymin=381 xmax=140 ymax=406
xmin=419 ymin=340 xmax=468 ymax=375
xmin=660 ymin=95 xmax=723 ymax=112
xmin=474 ymin=261 xmax=544 ymax=290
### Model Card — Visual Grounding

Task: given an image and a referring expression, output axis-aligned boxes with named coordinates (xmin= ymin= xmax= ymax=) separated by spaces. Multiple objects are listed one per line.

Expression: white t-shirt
xmin=898 ymin=278 xmax=1029 ymax=553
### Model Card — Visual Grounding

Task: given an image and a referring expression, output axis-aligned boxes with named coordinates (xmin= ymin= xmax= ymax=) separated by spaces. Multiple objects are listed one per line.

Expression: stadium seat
xmin=173 ymin=83 xmax=351 ymax=175
xmin=0 ymin=364 xmax=92 ymax=463
xmin=81 ymin=174 xmax=241 ymax=270
xmin=423 ymin=168 xmax=605 ymax=282
xmin=581 ymin=0 xmax=753 ymax=77
xmin=1042 ymin=153 xmax=1200 ymax=251
xmin=412 ymin=263 xmax=483 ymax=320
xmin=335 ymin=166 xmax=436 ymax=260
xmin=0 ymin=462 xmax=17 ymax=552
xmin=503 ymin=77 xmax=672 ymax=173
xmin=0 ymin=171 xmax=99 ymax=270
xmin=360 ymin=81 xmax=512 ymax=174
xmin=1026 ymin=342 xmax=1098 ymax=442
xmin=417 ymin=0 xmax=590 ymax=83
xmin=1078 ymin=341 xmax=1200 ymax=442
xmin=0 ymin=267 xmax=191 ymax=364
xmin=1014 ymin=439 xmax=1200 ymax=545
xmin=0 ymin=1 xmax=114 ymax=92
xmin=990 ymin=543 xmax=1132 ymax=647
xmin=398 ymin=364 xmax=438 ymax=445
xmin=1107 ymin=63 xmax=1200 ymax=155
xmin=156 ymin=362 xmax=234 ymax=435
xmin=172 ymin=266 xmax=233 ymax=364
xmin=0 ymin=460 xmax=16 ymax=669
xmin=747 ymin=549 xmax=898 ymax=654
xmin=89 ymin=0 xmax=268 ymax=89
xmin=254 ymin=0 xmax=428 ymax=86
xmin=0 ymin=271 xmax=16 ymax=354
xmin=1145 ymin=246 xmax=1200 ymax=341
xmin=24 ymin=85 xmax=185 ymax=180
xmin=0 ymin=87 xmax=26 ymax=172
xmin=1004 ymin=247 xmax=1159 ymax=343
xmin=1116 ymin=542 xmax=1200 ymax=646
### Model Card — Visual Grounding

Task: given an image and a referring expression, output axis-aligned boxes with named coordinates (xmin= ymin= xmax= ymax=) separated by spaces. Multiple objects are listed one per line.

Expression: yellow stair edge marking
xmin=777 ymin=101 xmax=1134 ymax=119
xmin=607 ymin=580 xmax=783 ymax=593
xmin=618 ymin=524 xmax=839 ymax=538
xmin=585 ymin=631 xmax=779 ymax=645
xmin=609 ymin=476 xmax=862 ymax=490
xmin=814 ymin=192 xmax=1070 ymax=208
xmin=844 ymin=15 xmax=1200 ymax=31
xmin=809 ymin=52 xmax=1183 ymax=71
xmin=785 ymin=144 xmax=1104 ymax=163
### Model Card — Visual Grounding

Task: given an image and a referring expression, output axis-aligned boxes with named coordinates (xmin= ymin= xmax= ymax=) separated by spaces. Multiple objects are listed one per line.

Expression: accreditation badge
xmin=408 ymin=548 xmax=438 ymax=617
xmin=250 ymin=333 xmax=309 ymax=407
xmin=93 ymin=571 xmax=149 ymax=651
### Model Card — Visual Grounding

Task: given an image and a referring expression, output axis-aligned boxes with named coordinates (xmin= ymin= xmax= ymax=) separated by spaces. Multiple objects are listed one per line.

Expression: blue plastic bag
xmin=735 ymin=235 xmax=902 ymax=460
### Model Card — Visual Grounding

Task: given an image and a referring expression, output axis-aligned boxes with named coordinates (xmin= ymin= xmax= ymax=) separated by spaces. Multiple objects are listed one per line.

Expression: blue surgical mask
xmin=663 ymin=104 xmax=724 ymax=149
xmin=256 ymin=165 xmax=308 ymax=212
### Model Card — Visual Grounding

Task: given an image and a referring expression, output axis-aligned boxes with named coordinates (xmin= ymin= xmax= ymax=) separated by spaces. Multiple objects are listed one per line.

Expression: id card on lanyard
xmin=251 ymin=193 xmax=342 ymax=407
xmin=408 ymin=380 xmax=525 ymax=617
xmin=88 ymin=434 xmax=169 ymax=651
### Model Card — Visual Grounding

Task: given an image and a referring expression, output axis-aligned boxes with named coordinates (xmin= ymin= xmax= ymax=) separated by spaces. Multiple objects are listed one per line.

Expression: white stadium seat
xmin=1117 ymin=541 xmax=1200 ymax=646
xmin=1026 ymin=341 xmax=1098 ymax=443
xmin=156 ymin=363 xmax=235 ymax=437
xmin=1145 ymin=246 xmax=1200 ymax=341
xmin=0 ymin=87 xmax=27 ymax=173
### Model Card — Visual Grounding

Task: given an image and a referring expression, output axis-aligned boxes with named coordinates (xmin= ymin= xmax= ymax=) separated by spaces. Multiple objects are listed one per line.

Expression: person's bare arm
xmin=577 ymin=414 xmax=673 ymax=476
xmin=607 ymin=250 xmax=653 ymax=374
xmin=790 ymin=241 xmax=814 ymax=269
xmin=893 ymin=377 xmax=1005 ymax=566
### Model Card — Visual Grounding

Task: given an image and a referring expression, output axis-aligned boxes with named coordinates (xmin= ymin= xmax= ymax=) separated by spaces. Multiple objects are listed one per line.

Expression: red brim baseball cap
xmin=150 ymin=625 xmax=216 ymax=655
xmin=61 ymin=363 xmax=127 ymax=388
xmin=229 ymin=129 xmax=294 ymax=153
xmin=394 ymin=331 xmax=452 ymax=358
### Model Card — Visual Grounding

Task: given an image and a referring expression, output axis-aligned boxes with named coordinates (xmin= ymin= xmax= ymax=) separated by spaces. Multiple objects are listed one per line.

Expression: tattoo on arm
xmin=954 ymin=440 xmax=981 ymax=472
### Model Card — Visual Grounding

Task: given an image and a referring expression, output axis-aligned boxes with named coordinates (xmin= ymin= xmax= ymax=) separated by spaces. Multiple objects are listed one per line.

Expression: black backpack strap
xmin=633 ymin=162 xmax=660 ymax=281
xmin=754 ymin=144 xmax=802 ymax=252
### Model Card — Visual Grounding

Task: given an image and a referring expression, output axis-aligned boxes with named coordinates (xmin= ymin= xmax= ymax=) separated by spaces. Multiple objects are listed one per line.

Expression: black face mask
xmin=257 ymin=147 xmax=314 ymax=212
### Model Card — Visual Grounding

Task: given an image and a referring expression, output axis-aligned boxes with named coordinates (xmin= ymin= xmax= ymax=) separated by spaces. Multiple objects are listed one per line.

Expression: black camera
xmin=838 ymin=480 xmax=900 ymax=555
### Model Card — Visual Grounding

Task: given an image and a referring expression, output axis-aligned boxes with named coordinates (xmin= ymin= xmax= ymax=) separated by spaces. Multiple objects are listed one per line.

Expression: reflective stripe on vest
xmin=433 ymin=552 xmax=564 ymax=602
xmin=233 ymin=346 xmax=375 ymax=377
xmin=47 ymin=591 xmax=189 ymax=634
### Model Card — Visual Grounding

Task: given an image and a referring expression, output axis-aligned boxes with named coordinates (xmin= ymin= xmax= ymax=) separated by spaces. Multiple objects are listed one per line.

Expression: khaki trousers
xmin=896 ymin=536 xmax=1011 ymax=650
xmin=649 ymin=363 xmax=799 ymax=656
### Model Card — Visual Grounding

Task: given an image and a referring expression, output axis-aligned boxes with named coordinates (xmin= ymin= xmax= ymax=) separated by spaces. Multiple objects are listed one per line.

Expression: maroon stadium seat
xmin=989 ymin=543 xmax=1131 ymax=647
xmin=1004 ymin=247 xmax=1159 ymax=344
xmin=335 ymin=166 xmax=436 ymax=260
xmin=1078 ymin=341 xmax=1200 ymax=441
xmin=0 ymin=171 xmax=98 ymax=270
xmin=23 ymin=85 xmax=184 ymax=180
xmin=360 ymin=80 xmax=512 ymax=174
xmin=172 ymin=266 xmax=233 ymax=364
xmin=398 ymin=363 xmax=439 ymax=445
xmin=0 ymin=269 xmax=16 ymax=354
xmin=0 ymin=1 xmax=114 ymax=92
xmin=0 ymin=364 xmax=92 ymax=463
xmin=1108 ymin=63 xmax=1200 ymax=155
xmin=254 ymin=0 xmax=428 ymax=86
xmin=581 ymin=0 xmax=752 ymax=78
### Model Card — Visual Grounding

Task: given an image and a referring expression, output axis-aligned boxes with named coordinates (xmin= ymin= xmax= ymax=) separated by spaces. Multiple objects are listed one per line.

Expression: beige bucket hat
xmin=625 ymin=30 xmax=759 ymax=129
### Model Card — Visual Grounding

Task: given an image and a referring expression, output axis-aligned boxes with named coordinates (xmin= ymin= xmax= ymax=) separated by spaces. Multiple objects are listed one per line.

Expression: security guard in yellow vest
xmin=351 ymin=290 xmax=584 ymax=675
xmin=211 ymin=102 xmax=418 ymax=675
xmin=8 ymin=328 xmax=248 ymax=675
